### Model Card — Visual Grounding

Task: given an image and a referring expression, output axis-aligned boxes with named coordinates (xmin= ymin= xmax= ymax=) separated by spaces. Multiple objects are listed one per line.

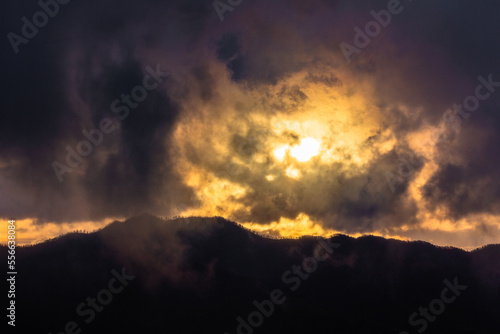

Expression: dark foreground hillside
xmin=3 ymin=214 xmax=500 ymax=333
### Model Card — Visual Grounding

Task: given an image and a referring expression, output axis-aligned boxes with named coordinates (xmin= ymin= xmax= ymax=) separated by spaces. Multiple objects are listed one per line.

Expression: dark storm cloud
xmin=0 ymin=0 xmax=212 ymax=222
xmin=423 ymin=129 xmax=500 ymax=220
xmin=215 ymin=33 xmax=247 ymax=80
xmin=229 ymin=144 xmax=423 ymax=233
xmin=78 ymin=59 xmax=187 ymax=220
xmin=216 ymin=33 xmax=241 ymax=62
xmin=331 ymin=0 xmax=500 ymax=223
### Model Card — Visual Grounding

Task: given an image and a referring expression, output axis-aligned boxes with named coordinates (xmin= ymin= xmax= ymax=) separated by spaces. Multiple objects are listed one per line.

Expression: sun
xmin=272 ymin=137 xmax=321 ymax=163
xmin=290 ymin=137 xmax=321 ymax=162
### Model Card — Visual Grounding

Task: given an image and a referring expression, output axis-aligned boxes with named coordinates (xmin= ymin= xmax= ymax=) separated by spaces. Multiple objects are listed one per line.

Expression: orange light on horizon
xmin=0 ymin=218 xmax=114 ymax=246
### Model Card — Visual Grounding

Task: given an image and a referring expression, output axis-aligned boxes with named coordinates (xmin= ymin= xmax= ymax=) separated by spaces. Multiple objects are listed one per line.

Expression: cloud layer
xmin=1 ymin=0 xmax=500 ymax=248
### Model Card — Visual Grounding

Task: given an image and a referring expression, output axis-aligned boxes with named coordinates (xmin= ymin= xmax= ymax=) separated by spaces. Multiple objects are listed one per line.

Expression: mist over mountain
xmin=3 ymin=214 xmax=500 ymax=333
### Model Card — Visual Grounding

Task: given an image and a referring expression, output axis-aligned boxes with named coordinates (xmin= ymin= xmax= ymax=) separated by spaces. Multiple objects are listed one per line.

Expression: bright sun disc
xmin=290 ymin=137 xmax=321 ymax=162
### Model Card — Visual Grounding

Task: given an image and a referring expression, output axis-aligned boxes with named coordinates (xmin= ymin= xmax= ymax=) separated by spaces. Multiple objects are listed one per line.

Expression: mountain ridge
xmin=12 ymin=213 xmax=499 ymax=254
xmin=4 ymin=214 xmax=500 ymax=333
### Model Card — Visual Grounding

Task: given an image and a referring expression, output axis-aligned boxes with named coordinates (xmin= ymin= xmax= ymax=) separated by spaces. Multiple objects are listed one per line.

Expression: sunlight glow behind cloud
xmin=290 ymin=137 xmax=321 ymax=162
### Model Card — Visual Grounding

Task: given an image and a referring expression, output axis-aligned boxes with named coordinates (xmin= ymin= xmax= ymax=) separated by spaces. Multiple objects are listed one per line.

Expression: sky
xmin=1 ymin=0 xmax=500 ymax=249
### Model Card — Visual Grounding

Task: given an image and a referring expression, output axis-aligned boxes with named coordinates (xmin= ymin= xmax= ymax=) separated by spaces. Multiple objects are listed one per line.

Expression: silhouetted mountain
xmin=3 ymin=214 xmax=500 ymax=333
